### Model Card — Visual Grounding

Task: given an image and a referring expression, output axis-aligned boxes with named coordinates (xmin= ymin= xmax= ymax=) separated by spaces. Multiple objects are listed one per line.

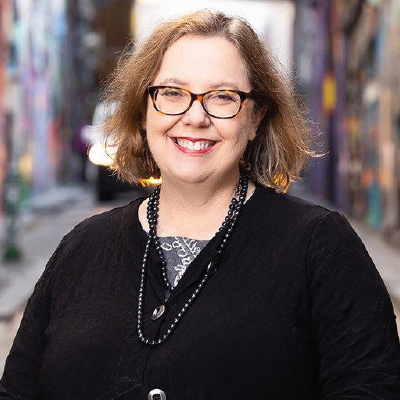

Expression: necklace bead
xmin=137 ymin=176 xmax=249 ymax=346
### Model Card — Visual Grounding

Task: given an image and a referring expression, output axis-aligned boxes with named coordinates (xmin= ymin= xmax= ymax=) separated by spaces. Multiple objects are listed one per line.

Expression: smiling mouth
xmin=174 ymin=138 xmax=216 ymax=151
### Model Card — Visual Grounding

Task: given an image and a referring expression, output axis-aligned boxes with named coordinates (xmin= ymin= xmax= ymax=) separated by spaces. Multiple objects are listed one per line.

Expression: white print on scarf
xmin=160 ymin=237 xmax=203 ymax=287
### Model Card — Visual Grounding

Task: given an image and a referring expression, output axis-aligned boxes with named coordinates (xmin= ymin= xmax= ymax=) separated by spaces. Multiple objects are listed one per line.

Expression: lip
xmin=172 ymin=136 xmax=217 ymax=155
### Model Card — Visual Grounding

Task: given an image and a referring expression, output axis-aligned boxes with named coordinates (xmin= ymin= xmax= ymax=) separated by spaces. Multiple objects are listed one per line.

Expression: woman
xmin=1 ymin=10 xmax=400 ymax=400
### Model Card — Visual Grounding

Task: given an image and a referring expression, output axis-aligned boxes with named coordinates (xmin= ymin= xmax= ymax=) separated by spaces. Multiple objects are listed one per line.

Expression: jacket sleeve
xmin=0 ymin=235 xmax=68 ymax=399
xmin=307 ymin=211 xmax=400 ymax=399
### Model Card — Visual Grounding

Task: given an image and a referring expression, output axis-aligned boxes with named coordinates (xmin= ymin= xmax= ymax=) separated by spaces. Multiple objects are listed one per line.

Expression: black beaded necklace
xmin=137 ymin=176 xmax=248 ymax=346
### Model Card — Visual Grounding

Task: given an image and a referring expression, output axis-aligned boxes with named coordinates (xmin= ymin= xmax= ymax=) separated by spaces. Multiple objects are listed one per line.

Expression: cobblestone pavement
xmin=1 ymin=186 xmax=400 ymax=376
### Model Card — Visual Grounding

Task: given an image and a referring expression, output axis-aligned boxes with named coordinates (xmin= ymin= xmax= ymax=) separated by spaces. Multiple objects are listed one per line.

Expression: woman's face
xmin=144 ymin=35 xmax=263 ymax=186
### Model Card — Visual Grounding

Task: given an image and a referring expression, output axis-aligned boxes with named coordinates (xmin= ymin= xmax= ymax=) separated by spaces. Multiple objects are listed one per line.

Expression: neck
xmin=139 ymin=174 xmax=254 ymax=240
xmin=159 ymin=174 xmax=240 ymax=239
xmin=163 ymin=172 xmax=239 ymax=204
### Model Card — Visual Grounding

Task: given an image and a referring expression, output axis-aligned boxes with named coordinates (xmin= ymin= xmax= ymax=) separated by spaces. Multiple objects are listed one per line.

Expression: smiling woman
xmin=1 ymin=9 xmax=400 ymax=400
xmin=143 ymin=35 xmax=259 ymax=194
xmin=103 ymin=10 xmax=311 ymax=192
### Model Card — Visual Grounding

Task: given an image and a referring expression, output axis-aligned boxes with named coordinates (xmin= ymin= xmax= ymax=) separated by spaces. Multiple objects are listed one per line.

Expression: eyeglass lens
xmin=153 ymin=87 xmax=242 ymax=118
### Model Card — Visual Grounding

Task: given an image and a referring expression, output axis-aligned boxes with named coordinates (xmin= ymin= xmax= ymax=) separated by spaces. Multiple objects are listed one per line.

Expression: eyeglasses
xmin=148 ymin=86 xmax=253 ymax=119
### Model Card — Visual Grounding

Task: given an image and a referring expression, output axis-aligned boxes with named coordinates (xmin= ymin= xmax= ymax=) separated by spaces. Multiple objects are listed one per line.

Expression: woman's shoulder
xmin=78 ymin=196 xmax=143 ymax=228
xmin=250 ymin=185 xmax=339 ymax=231
xmin=247 ymin=185 xmax=361 ymax=261
xmin=57 ymin=196 xmax=145 ymax=251
xmin=39 ymin=196 xmax=146 ymax=282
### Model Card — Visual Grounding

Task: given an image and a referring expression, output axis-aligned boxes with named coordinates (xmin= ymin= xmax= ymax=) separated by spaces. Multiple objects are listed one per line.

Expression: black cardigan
xmin=1 ymin=186 xmax=400 ymax=399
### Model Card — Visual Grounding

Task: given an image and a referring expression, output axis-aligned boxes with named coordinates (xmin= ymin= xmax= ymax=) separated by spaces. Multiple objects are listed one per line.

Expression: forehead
xmin=153 ymin=35 xmax=250 ymax=90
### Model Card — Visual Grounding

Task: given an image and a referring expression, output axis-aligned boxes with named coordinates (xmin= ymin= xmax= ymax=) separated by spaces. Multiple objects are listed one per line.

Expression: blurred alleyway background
xmin=1 ymin=0 xmax=400 ymax=374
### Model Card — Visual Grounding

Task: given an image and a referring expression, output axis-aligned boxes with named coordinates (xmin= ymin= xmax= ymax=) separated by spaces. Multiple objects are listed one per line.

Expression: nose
xmin=181 ymin=99 xmax=210 ymax=127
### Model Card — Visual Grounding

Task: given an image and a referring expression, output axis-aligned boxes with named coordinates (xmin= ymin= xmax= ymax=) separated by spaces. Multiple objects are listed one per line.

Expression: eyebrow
xmin=209 ymin=81 xmax=241 ymax=91
xmin=157 ymin=78 xmax=187 ymax=86
xmin=156 ymin=78 xmax=242 ymax=91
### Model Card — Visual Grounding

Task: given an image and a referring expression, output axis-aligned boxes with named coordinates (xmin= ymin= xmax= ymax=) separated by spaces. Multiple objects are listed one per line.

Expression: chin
xmin=164 ymin=168 xmax=239 ymax=187
xmin=173 ymin=173 xmax=209 ymax=185
xmin=160 ymin=168 xmax=209 ymax=185
xmin=159 ymin=161 xmax=241 ymax=187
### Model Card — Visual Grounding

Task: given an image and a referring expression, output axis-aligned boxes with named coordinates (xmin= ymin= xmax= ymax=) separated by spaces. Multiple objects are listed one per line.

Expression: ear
xmin=249 ymin=106 xmax=267 ymax=141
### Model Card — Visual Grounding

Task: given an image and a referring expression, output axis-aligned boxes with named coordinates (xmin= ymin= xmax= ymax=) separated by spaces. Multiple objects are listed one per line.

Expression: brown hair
xmin=103 ymin=9 xmax=313 ymax=191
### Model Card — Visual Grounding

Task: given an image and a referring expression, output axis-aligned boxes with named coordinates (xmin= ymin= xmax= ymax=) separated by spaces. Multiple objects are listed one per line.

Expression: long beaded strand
xmin=137 ymin=176 xmax=248 ymax=346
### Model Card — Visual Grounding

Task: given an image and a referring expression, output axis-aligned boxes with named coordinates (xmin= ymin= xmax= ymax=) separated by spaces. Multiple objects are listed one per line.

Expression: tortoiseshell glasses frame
xmin=148 ymin=86 xmax=253 ymax=119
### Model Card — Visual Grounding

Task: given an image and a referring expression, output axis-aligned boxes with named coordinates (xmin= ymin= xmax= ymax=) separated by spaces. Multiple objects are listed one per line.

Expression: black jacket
xmin=1 ymin=186 xmax=400 ymax=399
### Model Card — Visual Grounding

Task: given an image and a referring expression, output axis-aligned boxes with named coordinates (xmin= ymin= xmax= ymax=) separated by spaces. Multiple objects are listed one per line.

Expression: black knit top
xmin=1 ymin=186 xmax=400 ymax=399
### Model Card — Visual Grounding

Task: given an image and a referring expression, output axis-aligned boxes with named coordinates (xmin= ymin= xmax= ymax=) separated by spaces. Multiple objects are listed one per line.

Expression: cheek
xmin=145 ymin=130 xmax=163 ymax=165
xmin=145 ymin=106 xmax=179 ymax=137
xmin=245 ymin=114 xmax=259 ymax=142
xmin=146 ymin=111 xmax=176 ymax=136
xmin=233 ymin=115 xmax=258 ymax=144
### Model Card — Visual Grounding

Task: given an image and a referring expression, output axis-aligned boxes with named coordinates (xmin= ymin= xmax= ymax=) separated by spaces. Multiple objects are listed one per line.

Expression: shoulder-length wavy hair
xmin=103 ymin=9 xmax=313 ymax=191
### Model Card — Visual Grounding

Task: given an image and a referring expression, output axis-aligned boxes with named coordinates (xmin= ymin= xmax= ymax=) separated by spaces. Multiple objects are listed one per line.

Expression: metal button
xmin=148 ymin=388 xmax=166 ymax=400
xmin=151 ymin=305 xmax=166 ymax=321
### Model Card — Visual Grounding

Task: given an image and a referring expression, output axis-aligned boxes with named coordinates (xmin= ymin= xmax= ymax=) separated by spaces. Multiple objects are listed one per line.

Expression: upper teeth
xmin=176 ymin=139 xmax=214 ymax=150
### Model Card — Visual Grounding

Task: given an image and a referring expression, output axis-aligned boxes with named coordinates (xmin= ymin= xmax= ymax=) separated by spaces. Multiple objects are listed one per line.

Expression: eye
xmin=208 ymin=91 xmax=237 ymax=103
xmin=160 ymin=87 xmax=185 ymax=98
